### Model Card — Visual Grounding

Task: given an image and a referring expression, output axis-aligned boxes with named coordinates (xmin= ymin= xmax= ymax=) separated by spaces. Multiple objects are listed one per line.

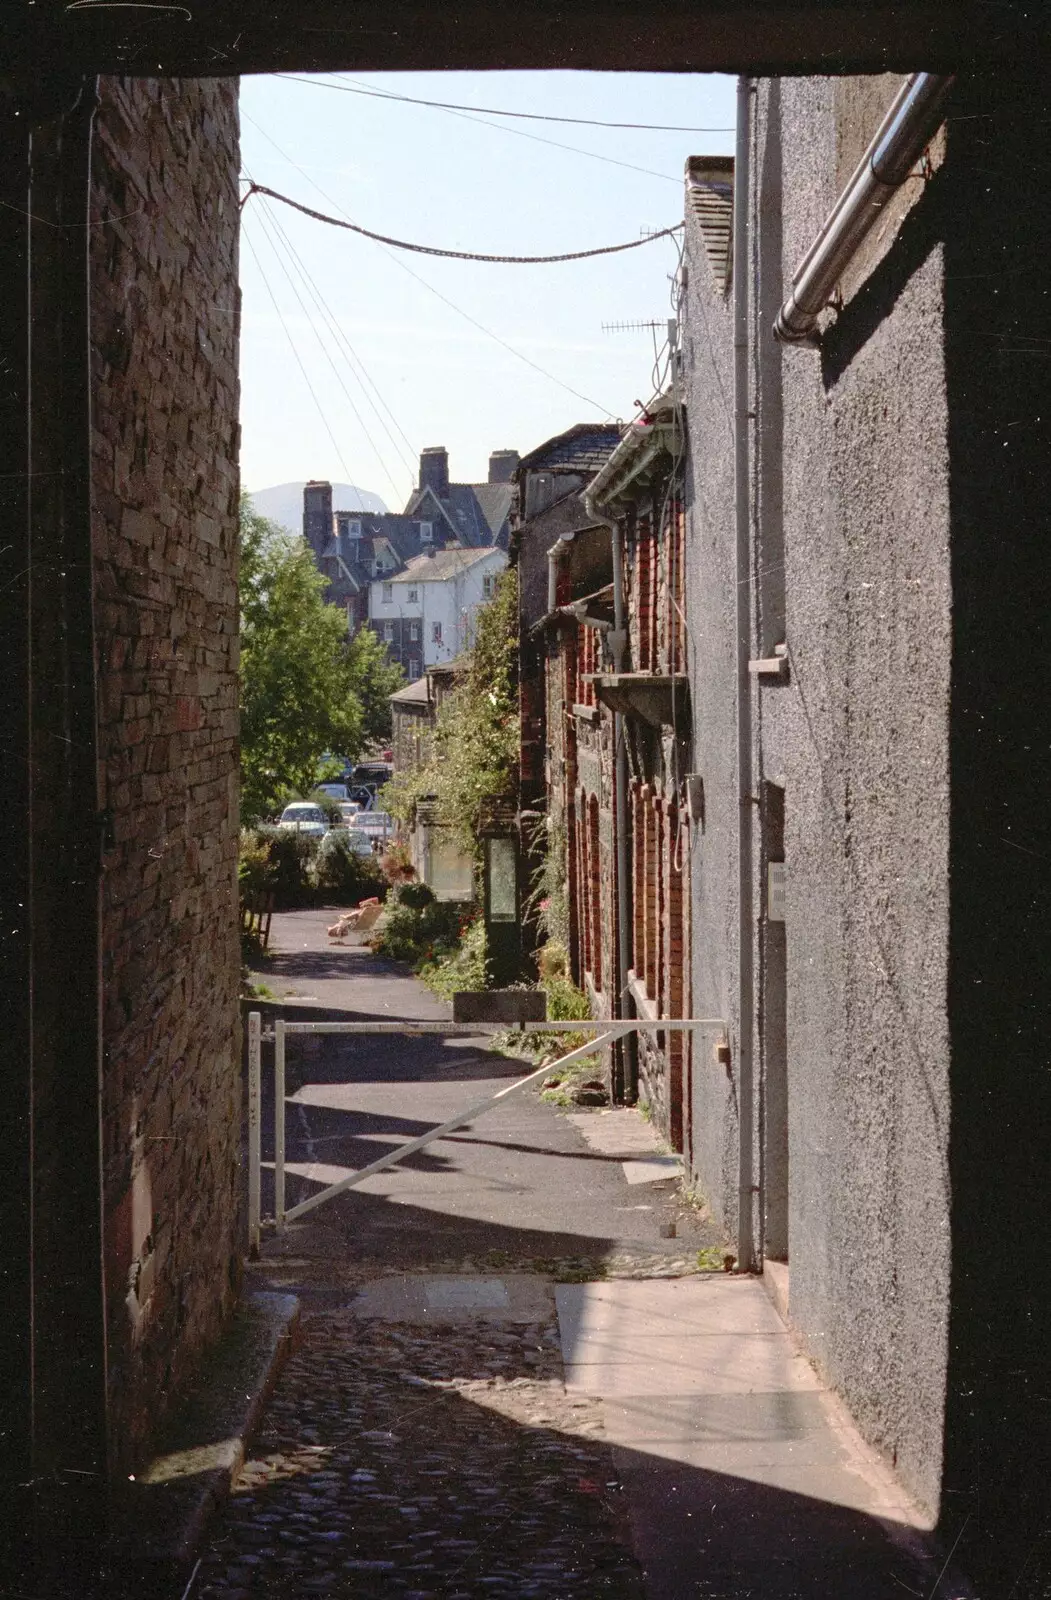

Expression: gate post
xmin=274 ymin=1018 xmax=286 ymax=1233
xmin=247 ymin=1012 xmax=261 ymax=1258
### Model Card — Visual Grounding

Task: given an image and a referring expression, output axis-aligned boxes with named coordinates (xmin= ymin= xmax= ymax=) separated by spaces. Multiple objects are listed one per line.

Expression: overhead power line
xmin=240 ymin=113 xmax=616 ymax=417
xmin=241 ymin=182 xmax=683 ymax=264
xmin=277 ymin=73 xmax=735 ymax=134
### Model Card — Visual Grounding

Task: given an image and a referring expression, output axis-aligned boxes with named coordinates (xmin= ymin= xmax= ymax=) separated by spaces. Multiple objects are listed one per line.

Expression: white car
xmin=277 ymin=802 xmax=328 ymax=838
xmin=355 ymin=810 xmax=393 ymax=841
xmin=339 ymin=800 xmax=363 ymax=824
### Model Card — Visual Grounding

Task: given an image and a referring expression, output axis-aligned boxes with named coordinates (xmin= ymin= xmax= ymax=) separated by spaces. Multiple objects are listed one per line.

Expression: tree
xmin=345 ymin=622 xmax=404 ymax=748
xmin=239 ymin=496 xmax=401 ymax=820
xmin=384 ymin=568 xmax=518 ymax=857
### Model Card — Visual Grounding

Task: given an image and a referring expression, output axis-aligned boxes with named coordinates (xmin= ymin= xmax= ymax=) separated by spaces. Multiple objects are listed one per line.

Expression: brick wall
xmin=90 ymin=76 xmax=242 ymax=1471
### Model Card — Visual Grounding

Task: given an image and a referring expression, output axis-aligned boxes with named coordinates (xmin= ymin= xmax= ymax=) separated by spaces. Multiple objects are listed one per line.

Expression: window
xmin=483 ymin=573 xmax=495 ymax=600
xmin=407 ymin=586 xmax=418 ymax=604
xmin=383 ymin=622 xmax=394 ymax=643
xmin=419 ymin=521 xmax=433 ymax=543
xmin=408 ymin=658 xmax=420 ymax=679
xmin=431 ymin=621 xmax=442 ymax=643
xmin=409 ymin=622 xmax=419 ymax=642
xmin=382 ymin=581 xmax=393 ymax=604
xmin=348 ymin=519 xmax=361 ymax=538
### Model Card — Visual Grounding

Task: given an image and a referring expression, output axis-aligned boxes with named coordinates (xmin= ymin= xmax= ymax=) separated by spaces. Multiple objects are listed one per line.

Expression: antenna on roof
xmin=601 ymin=319 xmax=664 ymax=334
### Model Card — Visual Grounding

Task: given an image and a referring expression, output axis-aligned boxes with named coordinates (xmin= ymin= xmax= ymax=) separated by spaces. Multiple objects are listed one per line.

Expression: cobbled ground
xmin=196 ymin=1302 xmax=647 ymax=1599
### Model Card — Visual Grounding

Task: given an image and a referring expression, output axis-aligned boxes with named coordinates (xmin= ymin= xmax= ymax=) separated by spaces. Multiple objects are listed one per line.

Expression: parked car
xmin=277 ymin=802 xmax=327 ymax=838
xmin=355 ymin=810 xmax=393 ymax=843
xmin=341 ymin=829 xmax=375 ymax=859
xmin=339 ymin=800 xmax=363 ymax=823
xmin=316 ymin=782 xmax=349 ymax=803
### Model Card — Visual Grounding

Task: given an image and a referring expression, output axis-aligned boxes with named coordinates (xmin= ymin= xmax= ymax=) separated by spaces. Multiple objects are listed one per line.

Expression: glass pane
xmin=487 ymin=836 xmax=517 ymax=923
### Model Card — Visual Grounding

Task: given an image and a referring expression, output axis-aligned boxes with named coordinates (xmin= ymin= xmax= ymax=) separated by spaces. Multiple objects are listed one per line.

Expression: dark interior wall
xmin=940 ymin=70 xmax=1051 ymax=1599
xmin=90 ymin=76 xmax=243 ymax=1470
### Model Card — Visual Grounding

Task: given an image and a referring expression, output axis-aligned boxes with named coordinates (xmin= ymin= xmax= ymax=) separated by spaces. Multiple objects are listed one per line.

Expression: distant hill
xmin=247 ymin=481 xmax=388 ymax=532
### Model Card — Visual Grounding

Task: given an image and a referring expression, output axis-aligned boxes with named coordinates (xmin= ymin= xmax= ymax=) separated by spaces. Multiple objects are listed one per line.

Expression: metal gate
xmin=246 ymin=1014 xmax=725 ymax=1252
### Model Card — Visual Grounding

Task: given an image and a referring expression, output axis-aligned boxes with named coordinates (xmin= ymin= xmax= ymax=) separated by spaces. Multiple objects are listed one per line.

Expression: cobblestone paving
xmin=196 ymin=1303 xmax=646 ymax=1599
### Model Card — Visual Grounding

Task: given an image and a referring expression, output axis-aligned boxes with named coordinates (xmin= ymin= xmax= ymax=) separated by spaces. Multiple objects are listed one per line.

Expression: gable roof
xmin=517 ymin=422 xmax=623 ymax=477
xmin=402 ymin=480 xmax=514 ymax=549
xmin=389 ymin=546 xmax=502 ymax=583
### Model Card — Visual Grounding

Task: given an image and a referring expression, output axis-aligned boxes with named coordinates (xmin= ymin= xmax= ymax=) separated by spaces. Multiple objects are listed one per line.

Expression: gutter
xmin=583 ymin=489 xmax=637 ymax=1104
xmin=775 ymin=72 xmax=954 ymax=344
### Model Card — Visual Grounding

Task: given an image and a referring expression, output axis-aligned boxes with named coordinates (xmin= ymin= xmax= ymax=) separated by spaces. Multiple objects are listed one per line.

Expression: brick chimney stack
xmin=419 ymin=447 xmax=450 ymax=499
xmin=303 ymin=480 xmax=333 ymax=560
xmin=488 ymin=449 xmax=520 ymax=484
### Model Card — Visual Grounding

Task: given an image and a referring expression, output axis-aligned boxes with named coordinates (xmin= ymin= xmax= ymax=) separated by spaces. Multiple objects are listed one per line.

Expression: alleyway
xmin=195 ymin=912 xmax=956 ymax=1598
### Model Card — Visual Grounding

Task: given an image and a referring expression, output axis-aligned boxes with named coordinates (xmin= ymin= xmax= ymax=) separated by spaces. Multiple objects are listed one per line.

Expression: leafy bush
xmin=419 ymin=913 xmax=488 ymax=1001
xmin=397 ymin=881 xmax=436 ymax=910
xmin=379 ymin=840 xmax=416 ymax=884
xmin=370 ymin=893 xmax=466 ymax=966
xmin=315 ymin=829 xmax=384 ymax=902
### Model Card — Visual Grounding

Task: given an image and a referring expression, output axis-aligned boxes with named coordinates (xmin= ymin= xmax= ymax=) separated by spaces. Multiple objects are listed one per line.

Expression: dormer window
xmin=348 ymin=520 xmax=361 ymax=539
xmin=419 ymin=521 xmax=433 ymax=543
xmin=407 ymin=587 xmax=419 ymax=604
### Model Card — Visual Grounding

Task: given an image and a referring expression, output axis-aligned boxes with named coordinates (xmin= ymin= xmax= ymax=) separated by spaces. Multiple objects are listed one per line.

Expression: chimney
xmin=303 ymin=480 xmax=333 ymax=560
xmin=488 ymin=449 xmax=520 ymax=484
xmin=419 ymin=446 xmax=450 ymax=499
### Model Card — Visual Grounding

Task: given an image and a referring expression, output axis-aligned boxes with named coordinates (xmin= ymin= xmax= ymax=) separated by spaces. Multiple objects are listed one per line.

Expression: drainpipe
xmin=734 ymin=75 xmax=757 ymax=1274
xmin=584 ymin=494 xmax=637 ymax=1104
xmin=775 ymin=72 xmax=954 ymax=344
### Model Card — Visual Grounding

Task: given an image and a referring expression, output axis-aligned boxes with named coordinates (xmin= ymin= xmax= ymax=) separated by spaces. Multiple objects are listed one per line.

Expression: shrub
xmin=418 ymin=912 xmax=488 ymax=1000
xmin=380 ymin=840 xmax=416 ymax=884
xmin=315 ymin=829 xmax=384 ymax=902
xmin=397 ymin=880 xmax=436 ymax=910
xmin=370 ymin=896 xmax=465 ymax=966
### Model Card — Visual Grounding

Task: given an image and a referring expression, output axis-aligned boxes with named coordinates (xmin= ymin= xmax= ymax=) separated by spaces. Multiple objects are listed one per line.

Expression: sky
xmin=239 ymin=71 xmax=736 ymax=510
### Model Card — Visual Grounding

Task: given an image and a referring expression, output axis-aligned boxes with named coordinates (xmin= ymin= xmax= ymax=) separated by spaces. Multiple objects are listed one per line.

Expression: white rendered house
xmin=369 ymin=545 xmax=507 ymax=679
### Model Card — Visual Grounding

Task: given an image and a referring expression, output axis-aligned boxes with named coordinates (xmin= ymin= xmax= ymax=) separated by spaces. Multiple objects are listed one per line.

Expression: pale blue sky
xmin=239 ymin=71 xmax=735 ymax=508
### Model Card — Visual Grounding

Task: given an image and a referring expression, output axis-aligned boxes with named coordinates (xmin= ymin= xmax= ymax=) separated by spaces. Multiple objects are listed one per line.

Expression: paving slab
xmin=350 ymin=1272 xmax=555 ymax=1322
xmin=554 ymin=1276 xmax=943 ymax=1598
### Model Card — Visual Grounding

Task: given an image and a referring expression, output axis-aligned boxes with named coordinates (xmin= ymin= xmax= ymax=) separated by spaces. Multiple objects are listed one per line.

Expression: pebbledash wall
xmin=684 ymin=67 xmax=1051 ymax=1572
xmin=90 ymin=76 xmax=242 ymax=1470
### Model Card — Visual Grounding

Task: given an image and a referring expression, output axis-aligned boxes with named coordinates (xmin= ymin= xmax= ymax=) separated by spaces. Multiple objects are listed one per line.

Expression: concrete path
xmin=230 ymin=910 xmax=957 ymax=1599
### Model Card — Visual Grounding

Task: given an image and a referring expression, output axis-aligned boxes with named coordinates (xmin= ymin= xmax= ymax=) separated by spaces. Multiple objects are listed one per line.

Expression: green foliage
xmin=315 ymin=829 xmax=385 ymax=902
xmin=346 ymin=624 xmax=405 ymax=746
xmin=527 ymin=819 xmax=570 ymax=949
xmin=370 ymin=892 xmax=467 ymax=966
xmin=238 ymin=824 xmax=382 ymax=910
xmin=383 ymin=569 xmax=519 ymax=857
xmin=238 ymin=495 xmax=403 ymax=822
xmin=418 ymin=914 xmax=488 ymax=1002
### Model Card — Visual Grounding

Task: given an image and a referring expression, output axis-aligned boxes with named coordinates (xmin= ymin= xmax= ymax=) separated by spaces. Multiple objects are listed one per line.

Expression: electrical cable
xmin=249 ymin=195 xmax=407 ymax=504
xmin=254 ymin=192 xmax=419 ymax=488
xmin=240 ymin=224 xmax=369 ymax=509
xmin=281 ymin=73 xmax=686 ymax=183
xmin=241 ymin=181 xmax=683 ymax=264
xmin=239 ymin=118 xmax=616 ymax=416
xmin=277 ymin=73 xmax=735 ymax=135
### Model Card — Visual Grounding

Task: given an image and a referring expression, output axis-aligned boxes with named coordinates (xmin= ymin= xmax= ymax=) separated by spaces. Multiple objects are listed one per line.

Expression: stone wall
xmin=90 ymin=75 xmax=242 ymax=1471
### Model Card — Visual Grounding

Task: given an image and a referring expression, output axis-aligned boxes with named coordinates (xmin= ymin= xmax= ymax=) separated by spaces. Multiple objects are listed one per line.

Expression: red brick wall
xmin=90 ymin=76 xmax=242 ymax=1471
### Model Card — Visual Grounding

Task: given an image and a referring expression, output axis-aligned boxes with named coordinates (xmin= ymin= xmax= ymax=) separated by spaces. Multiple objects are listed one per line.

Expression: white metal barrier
xmin=246 ymin=1014 xmax=725 ymax=1241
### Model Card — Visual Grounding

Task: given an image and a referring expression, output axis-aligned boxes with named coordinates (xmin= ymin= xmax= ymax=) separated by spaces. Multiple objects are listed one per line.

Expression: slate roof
xmin=389 ymin=676 xmax=433 ymax=705
xmin=390 ymin=546 xmax=500 ymax=583
xmin=402 ymin=480 xmax=514 ymax=549
xmin=685 ymin=156 xmax=734 ymax=294
xmin=517 ymin=423 xmax=623 ymax=477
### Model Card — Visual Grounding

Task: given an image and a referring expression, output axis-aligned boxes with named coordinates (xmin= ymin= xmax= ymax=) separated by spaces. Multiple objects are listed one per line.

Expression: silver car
xmin=277 ymin=802 xmax=328 ymax=838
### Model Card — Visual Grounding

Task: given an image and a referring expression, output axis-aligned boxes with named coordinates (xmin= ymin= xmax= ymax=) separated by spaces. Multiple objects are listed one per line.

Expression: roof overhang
xmin=586 ymin=395 xmax=683 ymax=517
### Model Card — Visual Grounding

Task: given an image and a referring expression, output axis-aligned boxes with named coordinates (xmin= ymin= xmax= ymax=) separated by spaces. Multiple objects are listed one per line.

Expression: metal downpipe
xmin=734 ymin=75 xmax=757 ymax=1274
xmin=585 ymin=495 xmax=637 ymax=1104
xmin=775 ymin=71 xmax=954 ymax=344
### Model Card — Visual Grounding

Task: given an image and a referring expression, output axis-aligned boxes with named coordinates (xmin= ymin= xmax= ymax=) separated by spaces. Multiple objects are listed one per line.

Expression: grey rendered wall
xmin=682 ymin=200 xmax=742 ymax=1238
xmin=765 ymin=76 xmax=953 ymax=1519
xmin=685 ymin=76 xmax=953 ymax=1519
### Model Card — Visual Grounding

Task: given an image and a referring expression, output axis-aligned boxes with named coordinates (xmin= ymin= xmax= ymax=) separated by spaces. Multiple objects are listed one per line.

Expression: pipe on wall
xmin=584 ymin=494 xmax=637 ymax=1104
xmin=734 ymin=74 xmax=757 ymax=1274
xmin=774 ymin=71 xmax=954 ymax=344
